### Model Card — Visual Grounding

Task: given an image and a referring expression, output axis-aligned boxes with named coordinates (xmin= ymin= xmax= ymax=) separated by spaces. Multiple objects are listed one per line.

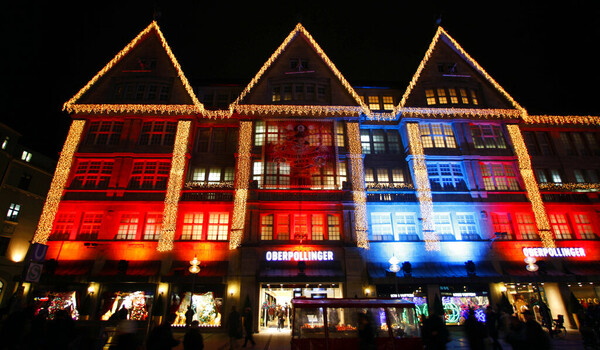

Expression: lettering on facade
xmin=265 ymin=250 xmax=334 ymax=262
xmin=522 ymin=247 xmax=586 ymax=258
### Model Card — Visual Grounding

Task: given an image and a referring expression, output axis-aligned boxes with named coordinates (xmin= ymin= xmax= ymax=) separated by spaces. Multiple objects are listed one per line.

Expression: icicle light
xmin=525 ymin=115 xmax=600 ymax=126
xmin=347 ymin=122 xmax=369 ymax=249
xmin=407 ymin=123 xmax=439 ymax=251
xmin=33 ymin=120 xmax=86 ymax=244
xmin=230 ymin=121 xmax=253 ymax=249
xmin=158 ymin=120 xmax=192 ymax=252
xmin=506 ymin=124 xmax=554 ymax=248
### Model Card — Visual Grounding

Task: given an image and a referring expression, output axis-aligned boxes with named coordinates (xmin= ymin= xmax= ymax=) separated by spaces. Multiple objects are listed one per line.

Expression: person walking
xmin=242 ymin=307 xmax=256 ymax=348
xmin=485 ymin=306 xmax=503 ymax=350
xmin=146 ymin=314 xmax=180 ymax=350
xmin=421 ymin=314 xmax=449 ymax=350
xmin=464 ymin=308 xmax=486 ymax=350
xmin=227 ymin=306 xmax=243 ymax=350
xmin=183 ymin=320 xmax=204 ymax=350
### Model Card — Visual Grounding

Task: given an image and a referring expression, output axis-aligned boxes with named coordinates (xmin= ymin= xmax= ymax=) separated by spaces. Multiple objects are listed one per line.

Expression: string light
xmin=66 ymin=104 xmax=201 ymax=115
xmin=347 ymin=122 xmax=369 ymax=249
xmin=538 ymin=182 xmax=600 ymax=191
xmin=63 ymin=21 xmax=205 ymax=116
xmin=366 ymin=183 xmax=415 ymax=190
xmin=158 ymin=120 xmax=192 ymax=252
xmin=407 ymin=123 xmax=439 ymax=251
xmin=506 ymin=124 xmax=554 ymax=248
xmin=184 ymin=181 xmax=234 ymax=189
xmin=230 ymin=121 xmax=253 ymax=249
xmin=33 ymin=120 xmax=86 ymax=244
xmin=397 ymin=27 xmax=525 ymax=118
xmin=525 ymin=115 xmax=600 ymax=126
xmin=233 ymin=105 xmax=362 ymax=118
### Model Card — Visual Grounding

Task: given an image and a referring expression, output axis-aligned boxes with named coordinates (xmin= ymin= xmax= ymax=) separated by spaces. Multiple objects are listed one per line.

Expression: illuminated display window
xmin=573 ymin=213 xmax=596 ymax=239
xmin=85 ymin=121 xmax=123 ymax=146
xmin=360 ymin=129 xmax=401 ymax=154
xmin=433 ymin=213 xmax=455 ymax=240
xmin=5 ymin=203 xmax=21 ymax=222
xmin=420 ymin=123 xmax=456 ymax=148
xmin=260 ymin=212 xmax=340 ymax=241
xmin=143 ymin=213 xmax=162 ymax=240
xmin=470 ymin=124 xmax=506 ymax=149
xmin=50 ymin=212 xmax=76 ymax=240
xmin=78 ymin=213 xmax=102 ymax=240
xmin=394 ymin=213 xmax=419 ymax=241
xmin=491 ymin=213 xmax=514 ymax=239
xmin=116 ymin=214 xmax=139 ymax=240
xmin=138 ymin=121 xmax=176 ymax=146
xmin=71 ymin=160 xmax=114 ymax=189
xmin=427 ymin=162 xmax=466 ymax=190
xmin=516 ymin=213 xmax=537 ymax=240
xmin=129 ymin=161 xmax=170 ymax=189
xmin=196 ymin=127 xmax=238 ymax=154
xmin=456 ymin=213 xmax=480 ymax=240
xmin=371 ymin=212 xmax=393 ymax=241
xmin=549 ymin=213 xmax=572 ymax=240
xmin=207 ymin=213 xmax=229 ymax=240
xmin=424 ymin=88 xmax=479 ymax=106
xmin=480 ymin=162 xmax=520 ymax=191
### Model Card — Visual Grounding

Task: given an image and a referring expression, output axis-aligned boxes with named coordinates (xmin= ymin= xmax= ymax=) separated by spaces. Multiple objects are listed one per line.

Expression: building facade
xmin=19 ymin=22 xmax=600 ymax=329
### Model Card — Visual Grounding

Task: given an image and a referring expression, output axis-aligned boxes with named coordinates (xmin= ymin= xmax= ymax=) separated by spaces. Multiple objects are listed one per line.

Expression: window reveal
xmin=260 ymin=213 xmax=341 ymax=241
xmin=129 ymin=161 xmax=170 ymax=189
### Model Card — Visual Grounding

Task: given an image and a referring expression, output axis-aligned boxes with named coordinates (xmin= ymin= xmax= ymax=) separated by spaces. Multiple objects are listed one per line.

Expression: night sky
xmin=2 ymin=1 xmax=599 ymax=159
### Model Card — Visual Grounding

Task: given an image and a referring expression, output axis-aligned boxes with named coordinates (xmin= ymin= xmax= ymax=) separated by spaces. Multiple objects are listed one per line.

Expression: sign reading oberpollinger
xmin=522 ymin=247 xmax=586 ymax=258
xmin=266 ymin=250 xmax=334 ymax=262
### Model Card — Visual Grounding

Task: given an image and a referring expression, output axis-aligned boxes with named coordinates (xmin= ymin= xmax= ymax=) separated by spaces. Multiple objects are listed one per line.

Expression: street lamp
xmin=388 ymin=255 xmax=401 ymax=297
xmin=189 ymin=255 xmax=201 ymax=295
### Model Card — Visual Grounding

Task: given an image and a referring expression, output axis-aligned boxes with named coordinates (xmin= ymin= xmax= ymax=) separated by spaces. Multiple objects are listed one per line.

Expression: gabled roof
xmin=229 ymin=23 xmax=370 ymax=118
xmin=397 ymin=26 xmax=526 ymax=117
xmin=63 ymin=21 xmax=204 ymax=115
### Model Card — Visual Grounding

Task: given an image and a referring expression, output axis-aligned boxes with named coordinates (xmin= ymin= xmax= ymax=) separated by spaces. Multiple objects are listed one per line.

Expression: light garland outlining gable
xmin=33 ymin=120 xmax=86 ymax=244
xmin=229 ymin=23 xmax=371 ymax=118
xmin=347 ymin=122 xmax=369 ymax=249
xmin=506 ymin=124 xmax=555 ymax=248
xmin=406 ymin=123 xmax=439 ymax=251
xmin=158 ymin=120 xmax=192 ymax=252
xmin=233 ymin=105 xmax=363 ymax=118
xmin=230 ymin=121 xmax=253 ymax=249
xmin=63 ymin=21 xmax=205 ymax=116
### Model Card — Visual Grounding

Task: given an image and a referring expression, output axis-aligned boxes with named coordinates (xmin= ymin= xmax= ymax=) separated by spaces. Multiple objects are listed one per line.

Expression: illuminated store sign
xmin=266 ymin=250 xmax=334 ymax=262
xmin=522 ymin=247 xmax=586 ymax=258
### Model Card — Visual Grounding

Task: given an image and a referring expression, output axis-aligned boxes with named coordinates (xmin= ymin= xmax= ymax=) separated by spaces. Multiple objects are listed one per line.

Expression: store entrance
xmin=258 ymin=283 xmax=342 ymax=331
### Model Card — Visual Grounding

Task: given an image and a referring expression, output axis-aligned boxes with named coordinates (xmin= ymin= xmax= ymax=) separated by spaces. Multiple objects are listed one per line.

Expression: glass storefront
xmin=33 ymin=291 xmax=80 ymax=320
xmin=440 ymin=285 xmax=490 ymax=325
xmin=171 ymin=291 xmax=223 ymax=327
xmin=99 ymin=285 xmax=155 ymax=321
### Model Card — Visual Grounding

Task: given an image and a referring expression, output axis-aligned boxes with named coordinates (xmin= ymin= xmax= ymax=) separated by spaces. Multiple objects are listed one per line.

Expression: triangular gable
xmin=63 ymin=21 xmax=204 ymax=115
xmin=230 ymin=23 xmax=370 ymax=117
xmin=398 ymin=26 xmax=525 ymax=116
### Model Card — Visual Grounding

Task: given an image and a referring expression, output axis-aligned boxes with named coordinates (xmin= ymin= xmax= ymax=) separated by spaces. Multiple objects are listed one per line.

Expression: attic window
xmin=287 ymin=59 xmax=314 ymax=74
xmin=425 ymin=88 xmax=480 ymax=106
xmin=437 ymin=62 xmax=457 ymax=74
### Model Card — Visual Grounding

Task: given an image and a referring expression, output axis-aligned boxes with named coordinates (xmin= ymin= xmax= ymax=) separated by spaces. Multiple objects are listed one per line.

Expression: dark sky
xmin=2 ymin=1 xmax=599 ymax=159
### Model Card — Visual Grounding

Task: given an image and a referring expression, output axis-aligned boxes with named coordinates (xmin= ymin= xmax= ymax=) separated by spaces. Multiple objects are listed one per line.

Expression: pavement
xmin=166 ymin=326 xmax=591 ymax=349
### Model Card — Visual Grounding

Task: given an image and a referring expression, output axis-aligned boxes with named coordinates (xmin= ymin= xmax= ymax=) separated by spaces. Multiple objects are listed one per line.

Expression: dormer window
xmin=425 ymin=87 xmax=479 ymax=106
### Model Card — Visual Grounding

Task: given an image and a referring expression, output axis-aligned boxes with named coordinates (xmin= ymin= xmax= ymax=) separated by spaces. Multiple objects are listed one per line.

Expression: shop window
xmin=116 ymin=214 xmax=139 ymax=240
xmin=85 ymin=121 xmax=123 ymax=146
xmin=573 ymin=213 xmax=596 ymax=239
xmin=5 ymin=203 xmax=21 ymax=222
xmin=78 ymin=213 xmax=102 ymax=240
xmin=100 ymin=290 xmax=152 ymax=321
xmin=394 ymin=213 xmax=419 ymax=241
xmin=170 ymin=291 xmax=221 ymax=327
xmin=470 ymin=124 xmax=506 ymax=149
xmin=480 ymin=162 xmax=520 ymax=191
xmin=50 ymin=213 xmax=76 ymax=240
xmin=143 ymin=213 xmax=162 ymax=240
xmin=371 ymin=212 xmax=393 ymax=241
xmin=491 ymin=213 xmax=514 ymax=240
xmin=207 ymin=213 xmax=229 ymax=240
xmin=420 ymin=123 xmax=456 ymax=148
xmin=456 ymin=213 xmax=480 ymax=240
xmin=129 ymin=161 xmax=170 ymax=189
xmin=428 ymin=162 xmax=466 ymax=190
xmin=549 ymin=213 xmax=572 ymax=240
xmin=516 ymin=213 xmax=537 ymax=240
xmin=433 ymin=213 xmax=454 ymax=240
xmin=138 ymin=121 xmax=176 ymax=146
xmin=71 ymin=160 xmax=113 ymax=189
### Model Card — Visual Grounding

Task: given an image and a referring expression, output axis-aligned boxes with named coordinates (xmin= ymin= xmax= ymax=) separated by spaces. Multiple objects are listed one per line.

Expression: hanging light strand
xmin=230 ymin=121 xmax=253 ymax=249
xmin=347 ymin=122 xmax=369 ymax=249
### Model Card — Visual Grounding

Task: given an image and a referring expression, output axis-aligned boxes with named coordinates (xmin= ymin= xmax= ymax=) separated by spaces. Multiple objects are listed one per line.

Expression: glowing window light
xmin=347 ymin=122 xmax=369 ymax=249
xmin=506 ymin=124 xmax=554 ymax=248
xmin=406 ymin=123 xmax=439 ymax=251
xmin=33 ymin=120 xmax=86 ymax=244
xmin=158 ymin=120 xmax=192 ymax=252
xmin=229 ymin=121 xmax=253 ymax=249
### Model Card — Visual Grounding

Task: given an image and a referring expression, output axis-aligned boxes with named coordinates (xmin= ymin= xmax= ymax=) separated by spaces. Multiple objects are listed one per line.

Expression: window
xmin=425 ymin=88 xmax=479 ymax=106
xmin=337 ymin=161 xmax=347 ymax=188
xmin=366 ymin=168 xmax=406 ymax=188
xmin=549 ymin=169 xmax=562 ymax=183
xmin=116 ymin=214 xmax=139 ymax=240
xmin=138 ymin=121 xmax=176 ymax=146
xmin=18 ymin=173 xmax=32 ymax=190
xmin=371 ymin=213 xmax=393 ymax=241
xmin=264 ymin=162 xmax=290 ymax=189
xmin=311 ymin=164 xmax=336 ymax=189
xmin=559 ymin=133 xmax=576 ymax=156
xmin=143 ymin=213 xmax=162 ymax=240
xmin=181 ymin=213 xmax=204 ymax=240
xmin=207 ymin=213 xmax=229 ymax=240
xmin=480 ymin=162 xmax=520 ymax=191
xmin=129 ymin=161 xmax=170 ymax=189
xmin=78 ymin=213 xmax=102 ymax=240
xmin=5 ymin=203 xmax=20 ymax=221
xmin=573 ymin=213 xmax=596 ymax=239
xmin=254 ymin=121 xmax=265 ymax=146
xmin=271 ymin=82 xmax=329 ymax=103
xmin=261 ymin=214 xmax=274 ymax=240
xmin=470 ymin=124 xmax=506 ymax=149
xmin=1 ymin=136 xmax=8 ymax=150
xmin=420 ymin=123 xmax=456 ymax=148
xmin=368 ymin=96 xmax=380 ymax=110
xmin=51 ymin=213 xmax=76 ymax=240
xmin=382 ymin=96 xmax=394 ymax=110
xmin=433 ymin=213 xmax=454 ymax=240
xmin=327 ymin=215 xmax=341 ymax=240
xmin=191 ymin=166 xmax=234 ymax=184
xmin=85 ymin=121 xmax=123 ymax=146
xmin=516 ymin=213 xmax=537 ymax=240
xmin=336 ymin=122 xmax=345 ymax=147
xmin=311 ymin=215 xmax=324 ymax=240
xmin=491 ymin=213 xmax=514 ymax=239
xmin=21 ymin=151 xmax=32 ymax=162
xmin=456 ymin=213 xmax=480 ymax=240
xmin=71 ymin=160 xmax=113 ymax=188
xmin=196 ymin=127 xmax=238 ymax=154
xmin=261 ymin=212 xmax=340 ymax=241
xmin=360 ymin=129 xmax=401 ymax=154
xmin=276 ymin=214 xmax=290 ymax=240
xmin=428 ymin=162 xmax=466 ymax=190
xmin=549 ymin=213 xmax=572 ymax=239
xmin=573 ymin=170 xmax=586 ymax=183
xmin=395 ymin=213 xmax=419 ymax=241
